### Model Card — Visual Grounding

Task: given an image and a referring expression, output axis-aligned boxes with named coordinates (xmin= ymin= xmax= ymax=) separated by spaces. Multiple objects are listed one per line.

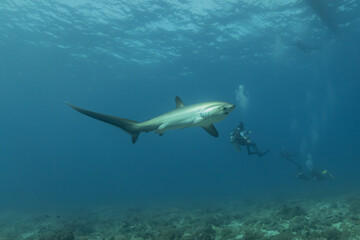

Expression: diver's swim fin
xmin=322 ymin=170 xmax=335 ymax=179
xmin=259 ymin=149 xmax=270 ymax=157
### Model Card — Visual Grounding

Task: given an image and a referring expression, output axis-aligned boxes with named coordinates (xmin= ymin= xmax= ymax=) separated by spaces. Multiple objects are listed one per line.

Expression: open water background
xmin=0 ymin=0 xmax=359 ymax=211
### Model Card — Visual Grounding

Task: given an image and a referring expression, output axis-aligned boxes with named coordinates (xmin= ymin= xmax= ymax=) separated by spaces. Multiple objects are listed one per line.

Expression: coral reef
xmin=347 ymin=196 xmax=360 ymax=214
xmin=276 ymin=205 xmax=307 ymax=219
xmin=38 ymin=230 xmax=75 ymax=240
xmin=0 ymin=195 xmax=359 ymax=240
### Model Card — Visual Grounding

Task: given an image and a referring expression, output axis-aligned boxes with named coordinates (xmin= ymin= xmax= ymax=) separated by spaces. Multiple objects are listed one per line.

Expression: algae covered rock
xmin=193 ymin=225 xmax=216 ymax=240
xmin=38 ymin=230 xmax=74 ymax=240
xmin=276 ymin=205 xmax=306 ymax=219
xmin=242 ymin=230 xmax=264 ymax=240
xmin=268 ymin=231 xmax=294 ymax=240
xmin=158 ymin=227 xmax=183 ymax=240
xmin=321 ymin=227 xmax=350 ymax=240
xmin=347 ymin=196 xmax=360 ymax=214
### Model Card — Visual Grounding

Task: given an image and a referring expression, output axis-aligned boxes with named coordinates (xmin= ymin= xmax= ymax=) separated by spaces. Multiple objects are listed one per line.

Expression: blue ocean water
xmin=0 ymin=0 xmax=359 ymax=212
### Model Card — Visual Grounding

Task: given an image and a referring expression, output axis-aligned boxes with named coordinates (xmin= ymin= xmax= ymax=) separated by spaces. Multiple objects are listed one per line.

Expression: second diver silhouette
xmin=280 ymin=149 xmax=334 ymax=181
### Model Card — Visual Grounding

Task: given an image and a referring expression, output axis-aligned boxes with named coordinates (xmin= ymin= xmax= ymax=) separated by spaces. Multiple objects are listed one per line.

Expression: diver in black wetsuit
xmin=230 ymin=122 xmax=269 ymax=157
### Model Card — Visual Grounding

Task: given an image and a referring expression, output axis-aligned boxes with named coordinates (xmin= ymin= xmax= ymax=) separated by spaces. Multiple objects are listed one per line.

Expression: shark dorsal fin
xmin=175 ymin=96 xmax=185 ymax=108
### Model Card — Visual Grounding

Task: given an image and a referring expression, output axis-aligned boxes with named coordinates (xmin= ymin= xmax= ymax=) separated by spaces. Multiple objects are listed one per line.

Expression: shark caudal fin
xmin=66 ymin=102 xmax=141 ymax=144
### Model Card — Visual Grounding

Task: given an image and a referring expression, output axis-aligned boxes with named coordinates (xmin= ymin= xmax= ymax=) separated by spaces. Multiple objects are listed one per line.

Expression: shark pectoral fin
xmin=154 ymin=130 xmax=165 ymax=136
xmin=175 ymin=96 xmax=185 ymax=108
xmin=132 ymin=133 xmax=140 ymax=144
xmin=202 ymin=124 xmax=219 ymax=137
xmin=154 ymin=123 xmax=167 ymax=136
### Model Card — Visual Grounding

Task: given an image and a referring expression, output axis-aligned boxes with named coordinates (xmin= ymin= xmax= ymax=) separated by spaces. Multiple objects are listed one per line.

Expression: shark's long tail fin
xmin=66 ymin=102 xmax=141 ymax=144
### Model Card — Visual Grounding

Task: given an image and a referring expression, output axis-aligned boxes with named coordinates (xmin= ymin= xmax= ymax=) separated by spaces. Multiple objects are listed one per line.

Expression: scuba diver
xmin=305 ymin=153 xmax=335 ymax=180
xmin=230 ymin=122 xmax=269 ymax=157
xmin=280 ymin=149 xmax=334 ymax=181
xmin=280 ymin=148 xmax=308 ymax=180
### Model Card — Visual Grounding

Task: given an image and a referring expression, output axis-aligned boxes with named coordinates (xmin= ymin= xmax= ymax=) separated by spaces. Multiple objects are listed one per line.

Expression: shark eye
xmin=223 ymin=106 xmax=227 ymax=111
